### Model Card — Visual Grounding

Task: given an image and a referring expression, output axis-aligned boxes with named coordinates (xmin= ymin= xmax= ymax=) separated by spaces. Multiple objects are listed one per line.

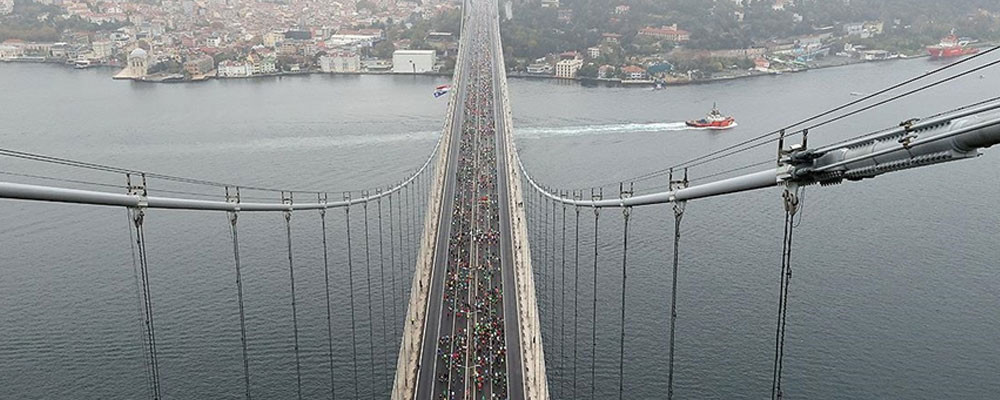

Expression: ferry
xmin=686 ymin=104 xmax=736 ymax=129
xmin=927 ymin=31 xmax=979 ymax=59
xmin=74 ymin=58 xmax=92 ymax=69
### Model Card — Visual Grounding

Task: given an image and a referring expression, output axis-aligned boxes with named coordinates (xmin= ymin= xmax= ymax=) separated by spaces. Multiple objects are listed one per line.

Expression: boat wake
xmin=515 ymin=121 xmax=734 ymax=138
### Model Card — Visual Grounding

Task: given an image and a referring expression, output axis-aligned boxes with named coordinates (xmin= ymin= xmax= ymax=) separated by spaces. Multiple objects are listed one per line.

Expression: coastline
xmin=0 ymin=52 xmax=950 ymax=87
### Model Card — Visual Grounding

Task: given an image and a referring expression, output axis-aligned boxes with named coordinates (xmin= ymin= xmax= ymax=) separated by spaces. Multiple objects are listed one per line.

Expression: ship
xmin=686 ymin=104 xmax=736 ymax=129
xmin=927 ymin=31 xmax=979 ymax=59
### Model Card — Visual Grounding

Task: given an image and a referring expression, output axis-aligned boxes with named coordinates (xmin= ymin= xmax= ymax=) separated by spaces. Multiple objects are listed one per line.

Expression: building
xmin=526 ymin=63 xmax=552 ymax=74
xmin=263 ymin=31 xmax=284 ymax=48
xmin=638 ymin=24 xmax=691 ymax=42
xmin=330 ymin=29 xmax=382 ymax=47
xmin=602 ymin=33 xmax=623 ymax=44
xmin=1 ymin=0 xmax=14 ymax=16
xmin=91 ymin=41 xmax=113 ymax=59
xmin=0 ymin=44 xmax=23 ymax=60
xmin=587 ymin=46 xmax=601 ymax=58
xmin=217 ymin=60 xmax=251 ymax=77
xmin=540 ymin=0 xmax=559 ymax=8
xmin=621 ymin=65 xmax=647 ymax=80
xmin=183 ymin=55 xmax=214 ymax=76
xmin=247 ymin=54 xmax=277 ymax=75
xmin=126 ymin=47 xmax=149 ymax=77
xmin=614 ymin=4 xmax=629 ymax=15
xmin=392 ymin=50 xmax=436 ymax=73
xmin=320 ymin=51 xmax=361 ymax=73
xmin=554 ymin=58 xmax=583 ymax=78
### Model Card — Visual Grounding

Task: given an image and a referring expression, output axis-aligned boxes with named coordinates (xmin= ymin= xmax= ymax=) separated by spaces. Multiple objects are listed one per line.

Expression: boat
xmin=686 ymin=104 xmax=736 ymax=129
xmin=74 ymin=58 xmax=92 ymax=69
xmin=927 ymin=30 xmax=979 ymax=59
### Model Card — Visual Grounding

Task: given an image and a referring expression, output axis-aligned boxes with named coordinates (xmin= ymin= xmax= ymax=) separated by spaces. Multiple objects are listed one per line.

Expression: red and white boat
xmin=927 ymin=31 xmax=979 ymax=59
xmin=686 ymin=104 xmax=736 ymax=129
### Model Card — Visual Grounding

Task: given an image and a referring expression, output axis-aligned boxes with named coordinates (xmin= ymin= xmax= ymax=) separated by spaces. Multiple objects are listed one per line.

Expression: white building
xmin=217 ymin=60 xmax=251 ymax=77
xmin=392 ymin=50 xmax=436 ymax=74
xmin=320 ymin=51 xmax=361 ymax=73
xmin=1 ymin=0 xmax=14 ymax=15
xmin=0 ymin=44 xmax=23 ymax=60
xmin=91 ymin=41 xmax=113 ymax=59
xmin=126 ymin=47 xmax=149 ymax=77
xmin=587 ymin=46 xmax=601 ymax=58
xmin=555 ymin=58 xmax=583 ymax=79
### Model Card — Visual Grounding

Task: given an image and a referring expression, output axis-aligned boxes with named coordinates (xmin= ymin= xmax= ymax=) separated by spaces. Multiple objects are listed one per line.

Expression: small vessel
xmin=686 ymin=104 xmax=736 ymax=129
xmin=927 ymin=30 xmax=979 ymax=59
xmin=74 ymin=58 xmax=92 ymax=69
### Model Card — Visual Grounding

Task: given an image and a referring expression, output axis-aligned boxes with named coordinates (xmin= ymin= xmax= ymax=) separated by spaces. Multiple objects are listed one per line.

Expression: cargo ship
xmin=686 ymin=104 xmax=736 ymax=129
xmin=927 ymin=31 xmax=979 ymax=59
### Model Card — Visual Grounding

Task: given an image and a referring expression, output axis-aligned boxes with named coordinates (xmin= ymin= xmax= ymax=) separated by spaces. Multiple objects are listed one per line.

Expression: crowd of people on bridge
xmin=433 ymin=29 xmax=510 ymax=400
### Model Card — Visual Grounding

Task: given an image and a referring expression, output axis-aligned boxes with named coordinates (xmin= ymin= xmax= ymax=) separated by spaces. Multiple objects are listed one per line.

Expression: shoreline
xmin=0 ymin=52 xmax=946 ymax=87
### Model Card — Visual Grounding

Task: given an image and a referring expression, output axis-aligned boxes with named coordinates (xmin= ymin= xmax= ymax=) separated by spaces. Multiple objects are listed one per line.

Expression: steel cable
xmin=228 ymin=212 xmax=252 ymax=400
xmin=346 ymin=206 xmax=360 ymax=399
xmin=362 ymin=202 xmax=377 ymax=399
xmin=618 ymin=208 xmax=631 ymax=400
xmin=283 ymin=210 xmax=303 ymax=400
xmin=320 ymin=208 xmax=337 ymax=400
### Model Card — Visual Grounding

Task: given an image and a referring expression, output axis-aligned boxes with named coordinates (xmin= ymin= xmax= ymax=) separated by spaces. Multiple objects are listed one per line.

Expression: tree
xmin=373 ymin=40 xmax=396 ymax=59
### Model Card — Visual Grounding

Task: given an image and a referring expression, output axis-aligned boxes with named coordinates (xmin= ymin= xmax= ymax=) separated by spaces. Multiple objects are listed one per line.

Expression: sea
xmin=0 ymin=58 xmax=998 ymax=399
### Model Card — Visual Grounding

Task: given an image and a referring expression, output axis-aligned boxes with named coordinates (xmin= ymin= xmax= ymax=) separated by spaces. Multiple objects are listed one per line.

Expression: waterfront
xmin=0 ymin=57 xmax=998 ymax=400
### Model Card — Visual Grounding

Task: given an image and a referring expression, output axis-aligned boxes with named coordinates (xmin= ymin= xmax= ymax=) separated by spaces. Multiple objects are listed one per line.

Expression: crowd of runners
xmin=431 ymin=19 xmax=510 ymax=400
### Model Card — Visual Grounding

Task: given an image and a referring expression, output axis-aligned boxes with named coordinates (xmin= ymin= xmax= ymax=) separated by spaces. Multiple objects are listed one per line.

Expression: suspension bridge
xmin=3 ymin=0 xmax=1000 ymax=399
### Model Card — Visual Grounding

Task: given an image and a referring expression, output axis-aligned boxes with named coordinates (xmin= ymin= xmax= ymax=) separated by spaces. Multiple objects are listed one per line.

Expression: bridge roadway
xmin=413 ymin=3 xmax=526 ymax=400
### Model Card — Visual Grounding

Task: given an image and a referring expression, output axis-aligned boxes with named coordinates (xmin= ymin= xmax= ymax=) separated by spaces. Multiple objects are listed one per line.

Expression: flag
xmin=433 ymin=84 xmax=451 ymax=98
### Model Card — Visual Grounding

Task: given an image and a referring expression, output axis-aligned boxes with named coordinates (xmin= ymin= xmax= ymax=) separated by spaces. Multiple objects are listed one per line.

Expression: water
xmin=0 ymin=59 xmax=998 ymax=399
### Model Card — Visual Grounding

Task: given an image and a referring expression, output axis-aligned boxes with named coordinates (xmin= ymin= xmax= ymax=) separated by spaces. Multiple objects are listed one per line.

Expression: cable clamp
xmin=126 ymin=173 xmax=148 ymax=209
xmin=318 ymin=192 xmax=328 ymax=217
xmin=281 ymin=191 xmax=293 ymax=220
xmin=782 ymin=183 xmax=800 ymax=216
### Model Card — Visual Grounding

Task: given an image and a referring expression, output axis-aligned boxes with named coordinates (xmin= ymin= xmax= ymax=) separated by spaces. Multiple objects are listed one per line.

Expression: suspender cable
xmin=129 ymin=206 xmax=162 ymax=400
xmin=618 ymin=206 xmax=631 ymax=400
xmin=362 ymin=200 xmax=377 ymax=399
xmin=376 ymin=195 xmax=390 ymax=393
xmin=560 ymin=200 xmax=567 ymax=397
xmin=228 ymin=209 xmax=252 ymax=400
xmin=591 ymin=202 xmax=601 ymax=400
xmin=282 ymin=206 xmax=303 ymax=400
xmin=319 ymin=203 xmax=337 ymax=400
xmin=397 ymin=186 xmax=407 ymax=305
xmin=541 ymin=193 xmax=548 ymax=348
xmin=403 ymin=181 xmax=416 ymax=282
xmin=346 ymin=204 xmax=360 ymax=399
xmin=573 ymin=202 xmax=581 ymax=399
xmin=388 ymin=191 xmax=399 ymax=335
xmin=550 ymin=197 xmax=557 ymax=359
xmin=125 ymin=209 xmax=153 ymax=400
xmin=771 ymin=187 xmax=800 ymax=400
xmin=667 ymin=201 xmax=685 ymax=400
